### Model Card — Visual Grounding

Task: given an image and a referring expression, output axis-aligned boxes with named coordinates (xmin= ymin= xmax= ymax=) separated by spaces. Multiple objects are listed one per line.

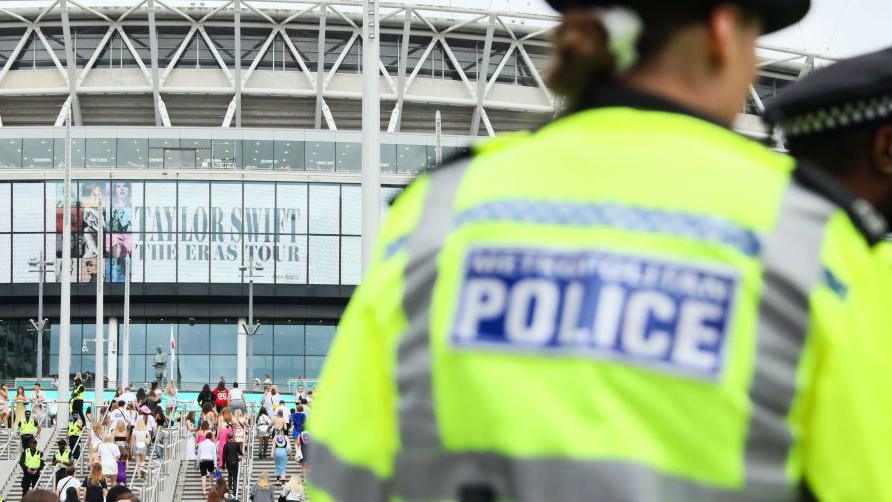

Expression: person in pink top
xmin=217 ymin=421 xmax=232 ymax=468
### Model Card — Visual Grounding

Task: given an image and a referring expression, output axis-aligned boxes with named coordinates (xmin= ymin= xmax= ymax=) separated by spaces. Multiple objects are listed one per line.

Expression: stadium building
xmin=0 ymin=0 xmax=829 ymax=388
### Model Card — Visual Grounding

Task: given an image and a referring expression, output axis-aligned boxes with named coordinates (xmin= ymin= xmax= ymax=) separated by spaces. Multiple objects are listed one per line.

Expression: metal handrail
xmin=35 ymin=399 xmax=113 ymax=491
xmin=235 ymin=408 xmax=257 ymax=502
xmin=0 ymin=400 xmax=65 ymax=499
xmin=139 ymin=416 xmax=188 ymax=502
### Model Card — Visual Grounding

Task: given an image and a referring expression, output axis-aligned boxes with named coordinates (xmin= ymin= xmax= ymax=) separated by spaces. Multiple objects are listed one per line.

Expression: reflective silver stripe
xmin=393 ymin=450 xmax=776 ymax=502
xmin=398 ymin=160 xmax=472 ymax=449
xmin=310 ymin=441 xmax=389 ymax=502
xmin=745 ymin=181 xmax=836 ymax=493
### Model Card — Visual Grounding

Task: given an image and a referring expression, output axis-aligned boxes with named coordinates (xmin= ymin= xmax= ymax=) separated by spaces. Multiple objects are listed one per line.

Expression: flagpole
xmin=169 ymin=324 xmax=176 ymax=383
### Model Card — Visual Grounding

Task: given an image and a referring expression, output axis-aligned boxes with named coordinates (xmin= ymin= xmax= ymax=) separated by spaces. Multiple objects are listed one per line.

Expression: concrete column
xmin=237 ymin=318 xmax=247 ymax=389
xmin=107 ymin=318 xmax=118 ymax=389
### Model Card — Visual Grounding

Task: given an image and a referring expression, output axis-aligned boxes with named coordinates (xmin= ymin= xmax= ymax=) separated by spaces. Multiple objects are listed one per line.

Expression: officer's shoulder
xmin=792 ymin=160 xmax=888 ymax=246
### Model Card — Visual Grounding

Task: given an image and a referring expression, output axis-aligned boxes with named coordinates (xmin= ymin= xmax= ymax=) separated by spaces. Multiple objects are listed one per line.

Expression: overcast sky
xmin=453 ymin=0 xmax=891 ymax=58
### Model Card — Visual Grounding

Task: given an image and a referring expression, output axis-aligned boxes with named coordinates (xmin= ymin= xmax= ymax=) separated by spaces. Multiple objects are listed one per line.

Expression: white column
xmin=107 ymin=318 xmax=118 ymax=389
xmin=361 ymin=0 xmax=381 ymax=271
xmin=237 ymin=318 xmax=247 ymax=390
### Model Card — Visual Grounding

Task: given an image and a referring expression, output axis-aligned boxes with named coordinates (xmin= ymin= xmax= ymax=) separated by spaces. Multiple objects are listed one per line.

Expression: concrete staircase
xmin=175 ymin=439 xmax=305 ymax=501
xmin=1 ymin=427 xmax=64 ymax=501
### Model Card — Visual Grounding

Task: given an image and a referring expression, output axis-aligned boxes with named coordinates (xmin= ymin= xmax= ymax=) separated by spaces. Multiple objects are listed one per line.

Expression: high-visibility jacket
xmin=24 ymin=450 xmax=42 ymax=470
xmin=67 ymin=421 xmax=81 ymax=438
xmin=71 ymin=385 xmax=84 ymax=401
xmin=55 ymin=448 xmax=71 ymax=464
xmin=308 ymin=90 xmax=892 ymax=502
xmin=19 ymin=418 xmax=37 ymax=436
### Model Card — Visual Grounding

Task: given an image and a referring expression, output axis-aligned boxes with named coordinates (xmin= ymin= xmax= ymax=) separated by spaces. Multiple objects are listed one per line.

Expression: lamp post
xmin=84 ymin=201 xmax=106 ymax=412
xmin=57 ymin=107 xmax=73 ymax=424
xmin=121 ymin=253 xmax=131 ymax=387
xmin=239 ymin=256 xmax=262 ymax=390
xmin=28 ymin=251 xmax=53 ymax=379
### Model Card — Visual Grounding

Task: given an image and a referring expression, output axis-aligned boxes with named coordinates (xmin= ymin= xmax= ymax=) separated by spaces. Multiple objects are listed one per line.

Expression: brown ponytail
xmin=546 ymin=9 xmax=615 ymax=98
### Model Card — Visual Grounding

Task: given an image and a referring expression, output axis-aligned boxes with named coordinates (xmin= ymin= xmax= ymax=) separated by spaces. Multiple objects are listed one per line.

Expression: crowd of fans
xmin=4 ymin=375 xmax=314 ymax=502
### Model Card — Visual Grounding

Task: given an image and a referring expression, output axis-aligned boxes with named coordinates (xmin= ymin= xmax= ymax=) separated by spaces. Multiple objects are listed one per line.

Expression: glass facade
xmin=0 ymin=136 xmax=466 ymax=173
xmin=42 ymin=319 xmax=336 ymax=385
xmin=0 ymin=180 xmax=404 ymax=285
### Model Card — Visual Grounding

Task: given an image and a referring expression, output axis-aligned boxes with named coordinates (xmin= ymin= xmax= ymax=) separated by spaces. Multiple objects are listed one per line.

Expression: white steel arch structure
xmin=0 ymin=0 xmax=834 ymax=136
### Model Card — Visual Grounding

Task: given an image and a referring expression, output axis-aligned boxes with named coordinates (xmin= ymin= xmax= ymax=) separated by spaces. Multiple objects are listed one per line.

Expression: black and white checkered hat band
xmin=779 ymin=95 xmax=892 ymax=137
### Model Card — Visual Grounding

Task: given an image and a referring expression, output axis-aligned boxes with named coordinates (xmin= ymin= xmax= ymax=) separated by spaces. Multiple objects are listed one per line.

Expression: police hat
xmin=545 ymin=0 xmax=810 ymax=34
xmin=764 ymin=47 xmax=892 ymax=138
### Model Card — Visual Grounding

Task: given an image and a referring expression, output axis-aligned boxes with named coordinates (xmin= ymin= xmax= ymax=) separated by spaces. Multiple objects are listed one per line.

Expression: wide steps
xmin=177 ymin=442 xmax=305 ymax=502
xmin=2 ymin=428 xmax=66 ymax=502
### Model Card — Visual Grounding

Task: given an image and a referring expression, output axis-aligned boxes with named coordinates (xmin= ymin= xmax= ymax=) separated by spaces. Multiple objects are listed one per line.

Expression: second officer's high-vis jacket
xmin=308 ymin=88 xmax=892 ymax=502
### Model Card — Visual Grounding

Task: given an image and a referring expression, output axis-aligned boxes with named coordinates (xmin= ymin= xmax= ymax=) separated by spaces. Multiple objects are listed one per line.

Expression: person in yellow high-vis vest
xmin=763 ymin=47 xmax=892 ymax=276
xmin=54 ymin=438 xmax=73 ymax=485
xmin=308 ymin=1 xmax=892 ymax=501
xmin=18 ymin=409 xmax=41 ymax=450
xmin=67 ymin=417 xmax=82 ymax=460
xmin=19 ymin=437 xmax=43 ymax=497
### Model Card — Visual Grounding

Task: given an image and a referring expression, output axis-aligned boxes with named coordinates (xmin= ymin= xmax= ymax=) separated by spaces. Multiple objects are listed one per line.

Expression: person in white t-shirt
xmin=56 ymin=466 xmax=82 ymax=502
xmin=119 ymin=387 xmax=137 ymax=405
xmin=97 ymin=435 xmax=121 ymax=485
xmin=229 ymin=382 xmax=246 ymax=414
xmin=196 ymin=432 xmax=218 ymax=497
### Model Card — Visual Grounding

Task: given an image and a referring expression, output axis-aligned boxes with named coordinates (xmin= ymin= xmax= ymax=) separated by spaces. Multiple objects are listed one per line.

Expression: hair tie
xmin=596 ymin=6 xmax=643 ymax=73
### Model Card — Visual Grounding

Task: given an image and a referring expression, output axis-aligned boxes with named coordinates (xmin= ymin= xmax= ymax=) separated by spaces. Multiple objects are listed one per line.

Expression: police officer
xmin=19 ymin=437 xmax=43 ymax=497
xmin=67 ymin=416 xmax=82 ymax=460
xmin=70 ymin=376 xmax=86 ymax=425
xmin=763 ymin=47 xmax=892 ymax=236
xmin=18 ymin=409 xmax=41 ymax=450
xmin=54 ymin=438 xmax=73 ymax=484
xmin=310 ymin=1 xmax=892 ymax=502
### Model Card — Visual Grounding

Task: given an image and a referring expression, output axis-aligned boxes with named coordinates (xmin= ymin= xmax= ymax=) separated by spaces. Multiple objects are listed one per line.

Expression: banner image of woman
xmin=109 ymin=233 xmax=131 ymax=282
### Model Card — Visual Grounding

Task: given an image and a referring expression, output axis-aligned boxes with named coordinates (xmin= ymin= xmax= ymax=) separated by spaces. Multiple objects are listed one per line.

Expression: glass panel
xmin=110 ymin=181 xmax=140 ymax=232
xmin=252 ymin=323 xmax=273 ymax=354
xmin=54 ymin=138 xmax=86 ymax=169
xmin=274 ymin=234 xmax=306 ymax=284
xmin=340 ymin=184 xmax=360 ymax=235
xmin=178 ymin=323 xmax=209 ymax=355
xmin=340 ymin=236 xmax=361 ymax=285
xmin=116 ymin=138 xmax=148 ymax=169
xmin=273 ymin=323 xmax=304 ymax=354
xmin=0 ymin=234 xmax=8 ymax=283
xmin=309 ymin=235 xmax=339 ymax=284
xmin=210 ymin=323 xmax=238 ymax=354
xmin=308 ymin=184 xmax=339 ymax=234
xmin=210 ymin=182 xmax=242 ymax=234
xmin=22 ymin=139 xmax=54 ymax=168
xmin=0 ymin=183 xmax=8 ymax=232
xmin=0 ymin=138 xmax=21 ymax=168
xmin=128 ymin=322 xmax=146 ymax=354
xmin=85 ymin=138 xmax=116 ymax=169
xmin=274 ymin=140 xmax=304 ymax=170
xmin=335 ymin=142 xmax=360 ymax=172
xmin=305 ymin=324 xmax=335 ymax=355
xmin=242 ymin=140 xmax=275 ymax=170
xmin=211 ymin=140 xmax=240 ymax=169
xmin=275 ymin=183 xmax=307 ymax=234
xmin=143 ymin=182 xmax=177 ymax=282
xmin=178 ymin=355 xmax=209 ymax=385
xmin=209 ymin=355 xmax=237 ymax=384
xmin=178 ymin=182 xmax=210 ymax=282
xmin=12 ymin=233 xmax=43 ymax=283
xmin=81 ymin=324 xmax=96 ymax=355
xmin=210 ymin=233 xmax=242 ymax=283
xmin=13 ymin=182 xmax=43 ymax=231
xmin=250 ymin=356 xmax=274 ymax=384
xmin=273 ymin=355 xmax=305 ymax=383
xmin=305 ymin=141 xmax=335 ymax=171
xmin=145 ymin=324 xmax=170 ymax=356
xmin=305 ymin=356 xmax=325 ymax=378
xmin=127 ymin=355 xmax=146 ymax=384
xmin=397 ymin=144 xmax=427 ymax=173
xmin=380 ymin=143 xmax=397 ymax=172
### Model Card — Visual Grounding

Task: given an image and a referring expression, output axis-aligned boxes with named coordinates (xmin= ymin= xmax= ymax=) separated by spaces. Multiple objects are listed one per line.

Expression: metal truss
xmin=0 ymin=0 xmax=835 ymax=135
